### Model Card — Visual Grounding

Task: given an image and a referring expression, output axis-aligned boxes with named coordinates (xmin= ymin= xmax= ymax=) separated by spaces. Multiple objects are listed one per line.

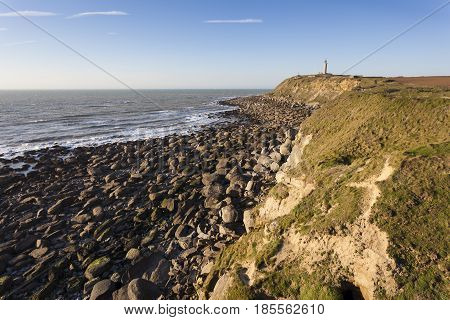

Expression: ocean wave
xmin=0 ymin=110 xmax=236 ymax=159
xmin=0 ymin=90 xmax=263 ymax=159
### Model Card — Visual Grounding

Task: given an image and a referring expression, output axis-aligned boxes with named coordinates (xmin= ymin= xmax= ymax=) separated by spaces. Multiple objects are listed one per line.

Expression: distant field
xmin=390 ymin=76 xmax=450 ymax=88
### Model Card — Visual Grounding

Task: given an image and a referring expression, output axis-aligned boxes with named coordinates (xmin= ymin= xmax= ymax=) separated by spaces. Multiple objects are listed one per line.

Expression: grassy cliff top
xmin=269 ymin=74 xmax=450 ymax=103
xmin=203 ymin=75 xmax=449 ymax=300
xmin=287 ymin=77 xmax=449 ymax=299
xmin=268 ymin=74 xmax=361 ymax=103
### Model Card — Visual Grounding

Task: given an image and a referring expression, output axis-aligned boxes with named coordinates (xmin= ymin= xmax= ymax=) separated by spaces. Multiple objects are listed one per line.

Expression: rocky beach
xmin=0 ymin=98 xmax=316 ymax=300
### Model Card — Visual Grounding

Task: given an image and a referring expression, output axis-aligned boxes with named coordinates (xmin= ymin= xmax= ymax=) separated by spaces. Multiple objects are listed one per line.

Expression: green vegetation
xmin=404 ymin=141 xmax=450 ymax=157
xmin=298 ymin=91 xmax=449 ymax=174
xmin=289 ymin=173 xmax=365 ymax=233
xmin=203 ymin=230 xmax=282 ymax=296
xmin=258 ymin=266 xmax=343 ymax=299
xmin=270 ymin=74 xmax=360 ymax=103
xmin=203 ymin=76 xmax=450 ymax=300
xmin=223 ymin=261 xmax=344 ymax=300
xmin=374 ymin=151 xmax=449 ymax=299
xmin=214 ymin=231 xmax=262 ymax=271
xmin=287 ymin=80 xmax=449 ymax=299
xmin=254 ymin=238 xmax=282 ymax=268
xmin=212 ymin=230 xmax=282 ymax=272
xmin=269 ymin=183 xmax=290 ymax=200
xmin=225 ymin=270 xmax=256 ymax=300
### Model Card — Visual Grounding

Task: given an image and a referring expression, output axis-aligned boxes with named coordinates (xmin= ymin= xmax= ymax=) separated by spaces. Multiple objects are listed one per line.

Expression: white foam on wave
xmin=0 ymin=104 xmax=238 ymax=159
xmin=2 ymin=161 xmax=37 ymax=176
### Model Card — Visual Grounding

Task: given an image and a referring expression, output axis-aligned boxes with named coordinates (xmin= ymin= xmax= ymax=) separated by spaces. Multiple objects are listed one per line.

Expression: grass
xmin=373 ymin=151 xmax=449 ymax=299
xmin=225 ymin=270 xmax=256 ymax=300
xmin=270 ymin=74 xmax=360 ymax=104
xmin=224 ymin=262 xmax=344 ymax=300
xmin=297 ymin=92 xmax=449 ymax=175
xmin=203 ymin=230 xmax=283 ymax=296
xmin=254 ymin=238 xmax=282 ymax=268
xmin=269 ymin=183 xmax=290 ymax=200
xmin=257 ymin=265 xmax=343 ymax=299
xmin=212 ymin=230 xmax=282 ymax=272
xmin=202 ymin=76 xmax=450 ymax=299
xmin=290 ymin=176 xmax=365 ymax=233
xmin=404 ymin=141 xmax=450 ymax=157
xmin=288 ymin=83 xmax=449 ymax=299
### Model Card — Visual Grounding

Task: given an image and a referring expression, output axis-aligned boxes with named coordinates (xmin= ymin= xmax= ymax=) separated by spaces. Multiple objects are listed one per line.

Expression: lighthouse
xmin=323 ymin=59 xmax=328 ymax=74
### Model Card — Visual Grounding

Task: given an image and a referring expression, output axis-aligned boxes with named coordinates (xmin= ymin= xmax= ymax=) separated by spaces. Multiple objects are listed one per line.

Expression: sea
xmin=0 ymin=89 xmax=266 ymax=159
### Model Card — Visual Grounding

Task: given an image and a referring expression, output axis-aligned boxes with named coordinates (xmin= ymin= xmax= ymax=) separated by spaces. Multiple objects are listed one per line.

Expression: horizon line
xmin=0 ymin=88 xmax=272 ymax=91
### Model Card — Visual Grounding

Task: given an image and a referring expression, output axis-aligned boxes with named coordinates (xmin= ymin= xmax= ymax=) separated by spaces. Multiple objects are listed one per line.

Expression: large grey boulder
xmin=90 ymin=279 xmax=115 ymax=300
xmin=127 ymin=279 xmax=160 ymax=300
xmin=221 ymin=205 xmax=238 ymax=223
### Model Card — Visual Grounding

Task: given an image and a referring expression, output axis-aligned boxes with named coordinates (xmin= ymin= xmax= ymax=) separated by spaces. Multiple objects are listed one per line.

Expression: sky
xmin=0 ymin=0 xmax=449 ymax=89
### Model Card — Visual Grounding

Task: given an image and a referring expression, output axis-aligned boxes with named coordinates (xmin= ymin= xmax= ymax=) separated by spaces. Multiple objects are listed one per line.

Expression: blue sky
xmin=0 ymin=0 xmax=449 ymax=89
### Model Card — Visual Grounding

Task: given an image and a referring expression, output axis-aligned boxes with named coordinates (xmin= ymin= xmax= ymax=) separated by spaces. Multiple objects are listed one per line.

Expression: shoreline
xmin=0 ymin=96 xmax=313 ymax=300
xmin=0 ymin=109 xmax=240 ymax=174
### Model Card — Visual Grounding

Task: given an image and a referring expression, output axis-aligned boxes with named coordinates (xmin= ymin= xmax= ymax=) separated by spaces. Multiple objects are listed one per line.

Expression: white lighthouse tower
xmin=323 ymin=59 xmax=328 ymax=74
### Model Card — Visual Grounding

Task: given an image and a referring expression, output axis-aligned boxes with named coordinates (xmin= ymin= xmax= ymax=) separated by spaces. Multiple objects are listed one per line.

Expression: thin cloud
xmin=4 ymin=40 xmax=37 ymax=47
xmin=204 ymin=18 xmax=263 ymax=24
xmin=0 ymin=11 xmax=57 ymax=17
xmin=107 ymin=32 xmax=119 ymax=36
xmin=0 ymin=27 xmax=8 ymax=31
xmin=68 ymin=11 xmax=128 ymax=19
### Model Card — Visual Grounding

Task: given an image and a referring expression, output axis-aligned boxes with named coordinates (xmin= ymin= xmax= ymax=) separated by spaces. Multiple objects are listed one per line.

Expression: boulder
xmin=71 ymin=214 xmax=91 ymax=224
xmin=30 ymin=247 xmax=48 ymax=259
xmin=270 ymin=162 xmax=280 ymax=172
xmin=253 ymin=164 xmax=265 ymax=174
xmin=216 ymin=158 xmax=229 ymax=170
xmin=257 ymin=155 xmax=272 ymax=168
xmin=245 ymin=180 xmax=254 ymax=192
xmin=161 ymin=198 xmax=175 ymax=212
xmin=127 ymin=279 xmax=160 ymax=300
xmin=226 ymin=183 xmax=242 ymax=198
xmin=269 ymin=151 xmax=282 ymax=163
xmin=112 ymin=285 xmax=129 ymax=300
xmin=149 ymin=192 xmax=163 ymax=202
xmin=201 ymin=183 xmax=225 ymax=199
xmin=149 ymin=259 xmax=170 ymax=285
xmin=125 ymin=248 xmax=140 ymax=261
xmin=47 ymin=197 xmax=72 ymax=215
xmin=140 ymin=230 xmax=157 ymax=246
xmin=201 ymin=172 xmax=220 ymax=186
xmin=280 ymin=139 xmax=292 ymax=156
xmin=90 ymin=279 xmax=115 ymax=300
xmin=221 ymin=205 xmax=238 ymax=223
xmin=243 ymin=210 xmax=256 ymax=233
xmin=0 ymin=275 xmax=12 ymax=295
xmin=121 ymin=253 xmax=164 ymax=284
xmin=92 ymin=206 xmax=103 ymax=218
xmin=204 ymin=197 xmax=220 ymax=209
xmin=84 ymin=256 xmax=111 ymax=280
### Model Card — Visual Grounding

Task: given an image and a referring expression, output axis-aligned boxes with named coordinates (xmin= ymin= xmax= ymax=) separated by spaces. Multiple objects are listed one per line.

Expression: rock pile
xmin=221 ymin=95 xmax=318 ymax=127
xmin=0 ymin=95 xmax=315 ymax=300
xmin=0 ymin=110 xmax=301 ymax=299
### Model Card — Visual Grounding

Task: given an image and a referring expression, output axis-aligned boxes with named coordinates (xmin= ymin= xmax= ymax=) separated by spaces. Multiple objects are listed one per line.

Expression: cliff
xmin=269 ymin=74 xmax=360 ymax=103
xmin=202 ymin=75 xmax=450 ymax=300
